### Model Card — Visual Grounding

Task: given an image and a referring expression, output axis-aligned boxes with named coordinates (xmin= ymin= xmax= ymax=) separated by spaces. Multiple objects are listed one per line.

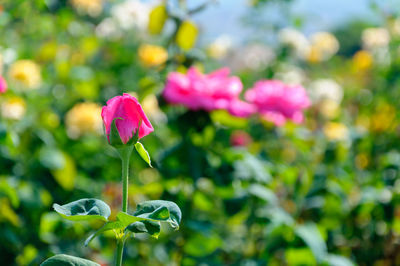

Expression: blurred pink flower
xmin=245 ymin=80 xmax=311 ymax=126
xmin=163 ymin=67 xmax=254 ymax=117
xmin=101 ymin=93 xmax=154 ymax=144
xmin=230 ymin=130 xmax=252 ymax=147
xmin=0 ymin=76 xmax=7 ymax=94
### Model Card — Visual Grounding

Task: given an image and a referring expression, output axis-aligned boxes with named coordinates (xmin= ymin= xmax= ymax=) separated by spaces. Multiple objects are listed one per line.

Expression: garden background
xmin=1 ymin=0 xmax=400 ymax=265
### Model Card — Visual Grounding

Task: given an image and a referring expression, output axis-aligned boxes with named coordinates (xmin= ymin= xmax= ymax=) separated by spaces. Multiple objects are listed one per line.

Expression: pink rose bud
xmin=101 ymin=93 xmax=154 ymax=145
xmin=245 ymin=80 xmax=311 ymax=126
xmin=0 ymin=76 xmax=7 ymax=94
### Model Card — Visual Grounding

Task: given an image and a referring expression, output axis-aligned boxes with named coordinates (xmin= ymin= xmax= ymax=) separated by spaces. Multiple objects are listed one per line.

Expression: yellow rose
xmin=138 ymin=44 xmax=168 ymax=67
xmin=65 ymin=102 xmax=102 ymax=139
xmin=352 ymin=50 xmax=373 ymax=72
xmin=323 ymin=122 xmax=349 ymax=141
xmin=1 ymin=96 xmax=26 ymax=120
xmin=9 ymin=60 xmax=42 ymax=89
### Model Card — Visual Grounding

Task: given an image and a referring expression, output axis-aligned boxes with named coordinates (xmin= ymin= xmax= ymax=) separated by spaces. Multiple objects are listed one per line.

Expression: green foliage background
xmin=1 ymin=0 xmax=400 ymax=265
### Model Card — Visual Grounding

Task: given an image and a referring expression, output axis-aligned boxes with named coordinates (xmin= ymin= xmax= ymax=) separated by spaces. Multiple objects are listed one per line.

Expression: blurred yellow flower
xmin=1 ymin=96 xmax=26 ymax=120
xmin=308 ymin=32 xmax=339 ymax=62
xmin=370 ymin=105 xmax=396 ymax=132
xmin=65 ymin=102 xmax=102 ymax=139
xmin=9 ymin=60 xmax=42 ymax=89
xmin=352 ymin=50 xmax=373 ymax=72
xmin=323 ymin=122 xmax=349 ymax=141
xmin=138 ymin=44 xmax=168 ymax=67
xmin=70 ymin=0 xmax=102 ymax=17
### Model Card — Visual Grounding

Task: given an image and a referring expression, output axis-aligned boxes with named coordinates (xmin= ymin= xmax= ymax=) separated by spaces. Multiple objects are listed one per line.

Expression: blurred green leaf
xmin=295 ymin=223 xmax=327 ymax=262
xmin=51 ymin=152 xmax=76 ymax=191
xmin=184 ymin=232 xmax=222 ymax=257
xmin=176 ymin=21 xmax=198 ymax=51
xmin=148 ymin=5 xmax=168 ymax=35
xmin=285 ymin=248 xmax=317 ymax=266
xmin=324 ymin=254 xmax=355 ymax=266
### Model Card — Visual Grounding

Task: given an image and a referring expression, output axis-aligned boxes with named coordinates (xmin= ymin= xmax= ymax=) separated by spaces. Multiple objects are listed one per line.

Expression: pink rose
xmin=101 ymin=93 xmax=154 ymax=144
xmin=163 ymin=67 xmax=254 ymax=117
xmin=0 ymin=76 xmax=7 ymax=94
xmin=245 ymin=80 xmax=311 ymax=126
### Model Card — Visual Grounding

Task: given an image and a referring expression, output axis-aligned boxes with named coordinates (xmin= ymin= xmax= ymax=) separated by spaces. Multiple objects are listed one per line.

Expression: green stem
xmin=115 ymin=239 xmax=124 ymax=266
xmin=118 ymin=146 xmax=133 ymax=213
xmin=115 ymin=146 xmax=133 ymax=266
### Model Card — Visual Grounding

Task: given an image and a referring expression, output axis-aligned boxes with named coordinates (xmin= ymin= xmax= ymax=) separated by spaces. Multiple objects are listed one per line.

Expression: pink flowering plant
xmin=41 ymin=94 xmax=181 ymax=266
xmin=163 ymin=67 xmax=255 ymax=118
xmin=245 ymin=80 xmax=311 ymax=126
xmin=0 ymin=76 xmax=7 ymax=94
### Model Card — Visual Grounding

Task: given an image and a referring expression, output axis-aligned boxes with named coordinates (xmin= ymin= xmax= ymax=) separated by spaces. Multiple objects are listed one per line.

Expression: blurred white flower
xmin=95 ymin=18 xmax=122 ymax=39
xmin=3 ymin=48 xmax=17 ymax=65
xmin=1 ymin=97 xmax=26 ymax=120
xmin=362 ymin=28 xmax=390 ymax=50
xmin=207 ymin=35 xmax=233 ymax=59
xmin=278 ymin=28 xmax=310 ymax=58
xmin=309 ymin=79 xmax=343 ymax=104
xmin=111 ymin=0 xmax=150 ymax=31
xmin=274 ymin=64 xmax=307 ymax=85
xmin=228 ymin=44 xmax=275 ymax=71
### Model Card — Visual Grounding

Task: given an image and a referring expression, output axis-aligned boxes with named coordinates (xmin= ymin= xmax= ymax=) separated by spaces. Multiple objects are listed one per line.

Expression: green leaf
xmin=85 ymin=200 xmax=181 ymax=245
xmin=53 ymin=198 xmax=111 ymax=222
xmin=109 ymin=118 xmax=124 ymax=147
xmin=135 ymin=142 xmax=152 ymax=167
xmin=116 ymin=200 xmax=181 ymax=229
xmin=40 ymin=254 xmax=100 ymax=266
xmin=84 ymin=221 xmax=123 ymax=246
xmin=134 ymin=200 xmax=182 ymax=229
xmin=126 ymin=220 xmax=161 ymax=238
